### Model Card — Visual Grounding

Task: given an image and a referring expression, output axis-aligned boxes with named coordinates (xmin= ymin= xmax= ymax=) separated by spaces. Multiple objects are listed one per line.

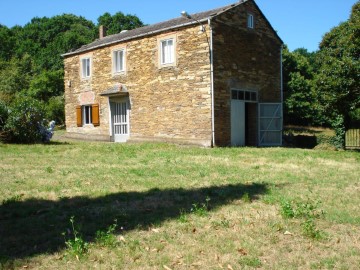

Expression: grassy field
xmin=0 ymin=140 xmax=359 ymax=269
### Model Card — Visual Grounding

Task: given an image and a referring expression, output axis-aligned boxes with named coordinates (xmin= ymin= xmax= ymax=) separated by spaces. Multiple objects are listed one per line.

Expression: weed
xmin=280 ymin=200 xmax=296 ymax=218
xmin=45 ymin=166 xmax=53 ymax=173
xmin=239 ymin=256 xmax=262 ymax=268
xmin=95 ymin=220 xmax=118 ymax=247
xmin=280 ymin=198 xmax=325 ymax=240
xmin=302 ymin=218 xmax=323 ymax=240
xmin=280 ymin=198 xmax=323 ymax=219
xmin=242 ymin=192 xmax=251 ymax=203
xmin=178 ymin=209 xmax=189 ymax=223
xmin=63 ymin=216 xmax=89 ymax=258
xmin=190 ymin=196 xmax=210 ymax=217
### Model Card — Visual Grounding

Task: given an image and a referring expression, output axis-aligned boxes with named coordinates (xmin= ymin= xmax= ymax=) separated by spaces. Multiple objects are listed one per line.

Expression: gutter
xmin=280 ymin=45 xmax=284 ymax=146
xmin=208 ymin=18 xmax=215 ymax=147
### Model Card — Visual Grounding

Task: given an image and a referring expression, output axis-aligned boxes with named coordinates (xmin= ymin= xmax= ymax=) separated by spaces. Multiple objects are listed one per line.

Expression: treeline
xmin=0 ymin=3 xmax=359 ymax=146
xmin=283 ymin=2 xmax=359 ymax=147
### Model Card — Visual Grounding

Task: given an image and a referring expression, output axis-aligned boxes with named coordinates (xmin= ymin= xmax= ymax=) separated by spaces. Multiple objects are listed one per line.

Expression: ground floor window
xmin=259 ymin=103 xmax=282 ymax=146
xmin=76 ymin=104 xmax=100 ymax=127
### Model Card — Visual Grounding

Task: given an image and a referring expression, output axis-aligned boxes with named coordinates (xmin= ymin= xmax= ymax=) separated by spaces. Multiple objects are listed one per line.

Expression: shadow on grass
xmin=0 ymin=182 xmax=268 ymax=260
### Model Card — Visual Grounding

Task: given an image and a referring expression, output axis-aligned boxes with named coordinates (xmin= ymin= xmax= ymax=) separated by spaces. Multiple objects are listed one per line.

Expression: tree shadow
xmin=0 ymin=182 xmax=268 ymax=260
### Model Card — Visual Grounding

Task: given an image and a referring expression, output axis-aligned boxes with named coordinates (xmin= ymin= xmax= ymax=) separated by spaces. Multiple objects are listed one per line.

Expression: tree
xmin=13 ymin=14 xmax=97 ymax=72
xmin=0 ymin=55 xmax=33 ymax=103
xmin=282 ymin=46 xmax=319 ymax=126
xmin=97 ymin=12 xmax=144 ymax=35
xmin=314 ymin=1 xmax=360 ymax=147
xmin=28 ymin=70 xmax=64 ymax=102
xmin=0 ymin=24 xmax=15 ymax=61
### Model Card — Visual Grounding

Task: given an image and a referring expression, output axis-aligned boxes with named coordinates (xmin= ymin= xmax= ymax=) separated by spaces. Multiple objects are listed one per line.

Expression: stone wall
xmin=212 ymin=0 xmax=282 ymax=146
xmin=64 ymin=25 xmax=213 ymax=146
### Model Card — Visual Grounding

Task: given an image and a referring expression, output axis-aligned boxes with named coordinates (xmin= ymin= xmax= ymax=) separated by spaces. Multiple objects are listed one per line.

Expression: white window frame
xmin=258 ymin=103 xmax=282 ymax=146
xmin=113 ymin=48 xmax=126 ymax=74
xmin=247 ymin=13 xmax=254 ymax=29
xmin=159 ymin=37 xmax=176 ymax=66
xmin=81 ymin=57 xmax=91 ymax=79
xmin=83 ymin=105 xmax=92 ymax=125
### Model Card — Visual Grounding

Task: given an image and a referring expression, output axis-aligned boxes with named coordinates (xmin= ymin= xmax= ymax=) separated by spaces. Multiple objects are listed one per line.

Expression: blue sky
xmin=0 ymin=0 xmax=357 ymax=52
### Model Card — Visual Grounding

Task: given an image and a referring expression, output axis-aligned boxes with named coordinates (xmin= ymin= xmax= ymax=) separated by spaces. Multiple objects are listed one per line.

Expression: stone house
xmin=63 ymin=0 xmax=283 ymax=147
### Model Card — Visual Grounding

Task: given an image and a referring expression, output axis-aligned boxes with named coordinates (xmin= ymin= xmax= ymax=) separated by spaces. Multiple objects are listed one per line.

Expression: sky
xmin=0 ymin=0 xmax=357 ymax=52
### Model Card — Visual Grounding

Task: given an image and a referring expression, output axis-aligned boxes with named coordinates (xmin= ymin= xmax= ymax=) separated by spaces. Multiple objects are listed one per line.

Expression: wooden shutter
xmin=76 ymin=105 xmax=82 ymax=127
xmin=92 ymin=104 xmax=100 ymax=126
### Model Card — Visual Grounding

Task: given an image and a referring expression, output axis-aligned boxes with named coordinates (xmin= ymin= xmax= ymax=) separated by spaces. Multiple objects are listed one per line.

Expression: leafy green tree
xmin=45 ymin=95 xmax=65 ymax=125
xmin=0 ymin=55 xmax=33 ymax=103
xmin=28 ymin=70 xmax=64 ymax=101
xmin=13 ymin=14 xmax=97 ymax=72
xmin=282 ymin=46 xmax=319 ymax=126
xmin=314 ymin=1 xmax=360 ymax=147
xmin=0 ymin=24 xmax=15 ymax=61
xmin=97 ymin=12 xmax=144 ymax=35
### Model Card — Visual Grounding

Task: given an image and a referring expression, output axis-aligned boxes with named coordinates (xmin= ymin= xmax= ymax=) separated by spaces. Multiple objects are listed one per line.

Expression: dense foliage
xmin=1 ymin=97 xmax=48 ymax=143
xmin=283 ymin=1 xmax=359 ymax=147
xmin=0 ymin=12 xmax=143 ymax=143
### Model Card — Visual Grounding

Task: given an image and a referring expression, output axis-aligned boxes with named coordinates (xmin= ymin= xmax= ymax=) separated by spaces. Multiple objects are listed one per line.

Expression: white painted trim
xmin=80 ymin=56 xmax=92 ymax=79
xmin=158 ymin=34 xmax=177 ymax=68
xmin=247 ymin=13 xmax=254 ymax=29
xmin=108 ymin=98 xmax=112 ymax=137
xmin=112 ymin=47 xmax=126 ymax=75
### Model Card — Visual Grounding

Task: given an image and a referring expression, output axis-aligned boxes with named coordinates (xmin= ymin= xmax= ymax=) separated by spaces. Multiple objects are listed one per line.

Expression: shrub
xmin=331 ymin=115 xmax=346 ymax=149
xmin=3 ymin=97 xmax=47 ymax=143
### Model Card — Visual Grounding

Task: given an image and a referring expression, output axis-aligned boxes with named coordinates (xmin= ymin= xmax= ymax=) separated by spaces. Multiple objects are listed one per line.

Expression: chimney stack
xmin=99 ymin=25 xmax=107 ymax=39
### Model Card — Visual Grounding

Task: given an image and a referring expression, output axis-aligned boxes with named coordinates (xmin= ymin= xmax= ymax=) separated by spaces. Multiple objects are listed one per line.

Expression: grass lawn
xmin=0 ymin=141 xmax=359 ymax=269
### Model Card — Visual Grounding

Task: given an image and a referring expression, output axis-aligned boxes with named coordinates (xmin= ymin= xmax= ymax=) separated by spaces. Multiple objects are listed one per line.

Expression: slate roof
xmin=62 ymin=2 xmax=242 ymax=57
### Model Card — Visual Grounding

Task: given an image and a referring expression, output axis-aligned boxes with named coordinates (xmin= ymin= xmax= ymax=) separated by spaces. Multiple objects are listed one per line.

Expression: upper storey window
xmin=113 ymin=49 xmax=126 ymax=74
xmin=247 ymin=13 xmax=254 ymax=29
xmin=81 ymin=57 xmax=91 ymax=78
xmin=160 ymin=38 xmax=175 ymax=65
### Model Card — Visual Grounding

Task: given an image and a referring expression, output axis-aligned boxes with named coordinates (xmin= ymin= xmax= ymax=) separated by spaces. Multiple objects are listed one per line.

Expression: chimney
xmin=99 ymin=25 xmax=107 ymax=39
